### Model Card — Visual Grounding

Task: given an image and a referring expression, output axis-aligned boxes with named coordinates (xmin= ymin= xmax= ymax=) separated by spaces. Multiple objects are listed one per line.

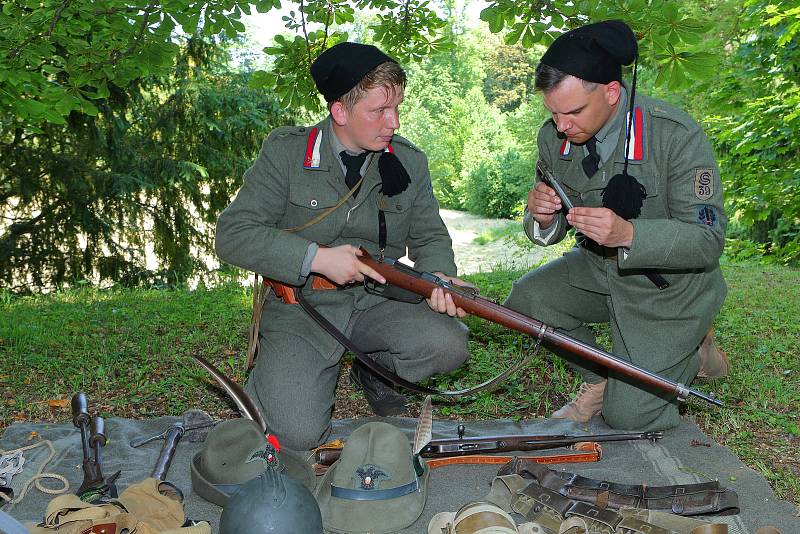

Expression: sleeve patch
xmin=697 ymin=205 xmax=717 ymax=227
xmin=694 ymin=168 xmax=714 ymax=200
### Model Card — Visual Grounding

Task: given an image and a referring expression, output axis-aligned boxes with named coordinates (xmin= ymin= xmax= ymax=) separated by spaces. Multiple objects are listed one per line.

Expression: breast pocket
xmin=285 ymin=182 xmax=342 ymax=242
xmin=376 ymin=193 xmax=412 ymax=245
xmin=610 ymin=163 xmax=665 ymax=218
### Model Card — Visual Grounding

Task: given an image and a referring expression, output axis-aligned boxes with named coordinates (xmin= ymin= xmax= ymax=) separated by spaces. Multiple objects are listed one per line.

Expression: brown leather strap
xmin=507 ymin=463 xmax=740 ymax=516
xmin=313 ymin=447 xmax=602 ymax=476
xmin=426 ymin=446 xmax=601 ymax=469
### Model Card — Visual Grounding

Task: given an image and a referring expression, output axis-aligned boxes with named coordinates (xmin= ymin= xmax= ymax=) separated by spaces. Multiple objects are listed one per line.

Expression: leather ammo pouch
xmin=501 ymin=461 xmax=739 ymax=516
xmin=513 ymin=482 xmax=729 ymax=534
xmin=265 ymin=276 xmax=337 ymax=305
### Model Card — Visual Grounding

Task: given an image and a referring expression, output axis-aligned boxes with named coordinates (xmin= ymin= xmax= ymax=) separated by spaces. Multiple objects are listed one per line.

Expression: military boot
xmin=551 ymin=380 xmax=606 ymax=422
xmin=349 ymin=360 xmax=409 ymax=416
xmin=696 ymin=328 xmax=729 ymax=379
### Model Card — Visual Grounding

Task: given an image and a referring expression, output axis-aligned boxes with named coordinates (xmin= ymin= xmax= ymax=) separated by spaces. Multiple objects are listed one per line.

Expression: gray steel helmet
xmin=219 ymin=467 xmax=323 ymax=534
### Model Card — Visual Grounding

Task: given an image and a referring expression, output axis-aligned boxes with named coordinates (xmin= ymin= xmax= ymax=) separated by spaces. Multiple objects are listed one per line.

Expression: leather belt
xmin=578 ymin=236 xmax=618 ymax=258
xmin=426 ymin=442 xmax=602 ymax=469
xmin=501 ymin=462 xmax=739 ymax=516
xmin=314 ymin=445 xmax=603 ymax=475
xmin=577 ymin=235 xmax=670 ymax=289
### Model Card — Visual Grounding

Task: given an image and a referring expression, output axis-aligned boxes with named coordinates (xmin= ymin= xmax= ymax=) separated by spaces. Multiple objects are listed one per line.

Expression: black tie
xmin=340 ymin=150 xmax=368 ymax=195
xmin=582 ymin=136 xmax=600 ymax=177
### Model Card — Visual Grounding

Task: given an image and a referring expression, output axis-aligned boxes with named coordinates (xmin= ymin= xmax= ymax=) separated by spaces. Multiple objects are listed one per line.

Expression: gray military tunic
xmin=505 ymin=86 xmax=727 ymax=431
xmin=215 ymin=117 xmax=469 ymax=449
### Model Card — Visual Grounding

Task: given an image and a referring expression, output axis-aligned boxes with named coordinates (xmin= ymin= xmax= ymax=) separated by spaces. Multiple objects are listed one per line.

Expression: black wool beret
xmin=310 ymin=42 xmax=397 ymax=102
xmin=540 ymin=20 xmax=638 ymax=84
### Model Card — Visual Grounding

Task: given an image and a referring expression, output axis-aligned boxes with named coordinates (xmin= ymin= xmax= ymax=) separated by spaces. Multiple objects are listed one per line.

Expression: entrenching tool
xmin=71 ymin=392 xmax=120 ymax=501
xmin=132 ymin=409 xmax=215 ymax=501
xmin=129 ymin=409 xmax=216 ymax=448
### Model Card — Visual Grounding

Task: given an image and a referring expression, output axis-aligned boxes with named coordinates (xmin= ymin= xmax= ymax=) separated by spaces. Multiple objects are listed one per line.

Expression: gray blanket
xmin=1 ymin=416 xmax=796 ymax=533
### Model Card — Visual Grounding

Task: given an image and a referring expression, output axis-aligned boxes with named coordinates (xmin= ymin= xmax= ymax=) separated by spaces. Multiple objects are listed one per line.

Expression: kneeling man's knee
xmin=602 ymin=393 xmax=681 ymax=431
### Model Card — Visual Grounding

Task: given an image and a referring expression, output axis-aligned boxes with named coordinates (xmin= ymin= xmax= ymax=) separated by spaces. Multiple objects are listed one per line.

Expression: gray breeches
xmin=503 ymin=253 xmax=699 ymax=432
xmin=245 ymin=298 xmax=469 ymax=450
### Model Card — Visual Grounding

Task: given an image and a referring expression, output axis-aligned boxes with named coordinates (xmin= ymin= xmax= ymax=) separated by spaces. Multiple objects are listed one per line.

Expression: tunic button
xmin=310 ymin=199 xmax=318 ymax=207
xmin=396 ymin=203 xmax=402 ymax=210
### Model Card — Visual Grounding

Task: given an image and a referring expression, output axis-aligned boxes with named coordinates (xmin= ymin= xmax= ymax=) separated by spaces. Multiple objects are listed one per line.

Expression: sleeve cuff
xmin=300 ymin=242 xmax=319 ymax=278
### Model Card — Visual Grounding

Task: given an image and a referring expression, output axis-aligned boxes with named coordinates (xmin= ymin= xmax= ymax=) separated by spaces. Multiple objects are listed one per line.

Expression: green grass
xmin=472 ymin=222 xmax=521 ymax=245
xmin=1 ymin=260 xmax=798 ymax=505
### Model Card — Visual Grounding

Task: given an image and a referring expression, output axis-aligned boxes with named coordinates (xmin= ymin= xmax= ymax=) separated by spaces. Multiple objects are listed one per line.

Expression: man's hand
xmin=528 ymin=182 xmax=562 ymax=228
xmin=310 ymin=245 xmax=386 ymax=286
xmin=426 ymin=273 xmax=474 ymax=318
xmin=566 ymin=207 xmax=634 ymax=248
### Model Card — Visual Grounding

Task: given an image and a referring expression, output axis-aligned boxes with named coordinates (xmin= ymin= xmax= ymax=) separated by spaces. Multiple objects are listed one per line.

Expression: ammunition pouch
xmin=264 ymin=276 xmax=338 ymax=305
xmin=487 ymin=474 xmax=730 ymax=534
xmin=499 ymin=462 xmax=739 ymax=517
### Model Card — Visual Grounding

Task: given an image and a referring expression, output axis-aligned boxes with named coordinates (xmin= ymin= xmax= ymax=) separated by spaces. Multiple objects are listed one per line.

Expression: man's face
xmin=331 ymin=84 xmax=403 ymax=152
xmin=542 ymin=76 xmax=620 ymax=145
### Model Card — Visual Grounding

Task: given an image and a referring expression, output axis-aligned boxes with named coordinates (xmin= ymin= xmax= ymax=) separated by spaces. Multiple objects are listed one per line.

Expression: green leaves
xmin=477 ymin=0 xmax=721 ymax=91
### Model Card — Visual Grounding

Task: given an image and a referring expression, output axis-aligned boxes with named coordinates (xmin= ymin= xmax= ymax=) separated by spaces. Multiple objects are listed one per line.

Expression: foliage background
xmin=2 ymin=0 xmax=798 ymax=291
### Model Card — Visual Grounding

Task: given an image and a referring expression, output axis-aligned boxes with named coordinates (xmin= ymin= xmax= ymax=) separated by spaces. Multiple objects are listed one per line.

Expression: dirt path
xmin=439 ymin=209 xmax=557 ymax=275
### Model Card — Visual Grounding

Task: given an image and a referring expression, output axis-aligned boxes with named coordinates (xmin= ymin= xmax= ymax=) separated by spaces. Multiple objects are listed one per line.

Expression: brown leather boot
xmin=551 ymin=380 xmax=606 ymax=422
xmin=697 ymin=328 xmax=729 ymax=379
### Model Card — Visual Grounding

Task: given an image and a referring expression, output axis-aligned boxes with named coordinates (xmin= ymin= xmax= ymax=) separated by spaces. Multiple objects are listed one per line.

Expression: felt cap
xmin=310 ymin=42 xmax=397 ymax=102
xmin=540 ymin=20 xmax=638 ymax=83
xmin=190 ymin=419 xmax=315 ymax=507
xmin=314 ymin=422 xmax=429 ymax=534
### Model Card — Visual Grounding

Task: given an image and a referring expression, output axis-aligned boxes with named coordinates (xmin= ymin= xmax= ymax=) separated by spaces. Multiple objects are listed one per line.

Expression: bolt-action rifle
xmin=315 ymin=424 xmax=662 ymax=466
xmin=358 ymin=248 xmax=721 ymax=407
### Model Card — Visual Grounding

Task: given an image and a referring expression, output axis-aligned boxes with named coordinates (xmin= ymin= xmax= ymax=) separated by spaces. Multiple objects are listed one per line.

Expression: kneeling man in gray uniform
xmin=215 ymin=42 xmax=470 ymax=450
xmin=505 ymin=20 xmax=729 ymax=431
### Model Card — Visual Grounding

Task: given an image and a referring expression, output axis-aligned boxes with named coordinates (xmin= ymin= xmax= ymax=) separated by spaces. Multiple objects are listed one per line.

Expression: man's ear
xmin=604 ymin=81 xmax=622 ymax=106
xmin=330 ymin=101 xmax=348 ymax=126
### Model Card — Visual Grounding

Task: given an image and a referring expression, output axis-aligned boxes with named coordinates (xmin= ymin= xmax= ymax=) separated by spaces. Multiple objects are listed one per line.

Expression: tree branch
xmin=7 ymin=0 xmax=72 ymax=59
xmin=300 ymin=0 xmax=313 ymax=68
xmin=102 ymin=0 xmax=158 ymax=66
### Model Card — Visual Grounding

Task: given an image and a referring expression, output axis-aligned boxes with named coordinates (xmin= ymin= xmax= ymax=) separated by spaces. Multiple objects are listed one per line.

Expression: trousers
xmin=245 ymin=297 xmax=469 ymax=450
xmin=503 ymin=252 xmax=699 ymax=431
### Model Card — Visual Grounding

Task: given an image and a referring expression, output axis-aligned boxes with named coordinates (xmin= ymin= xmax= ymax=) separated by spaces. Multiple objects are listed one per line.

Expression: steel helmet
xmin=219 ymin=467 xmax=322 ymax=534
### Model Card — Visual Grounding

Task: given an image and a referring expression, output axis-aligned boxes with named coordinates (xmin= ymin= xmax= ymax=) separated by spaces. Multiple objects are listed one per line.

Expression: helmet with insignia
xmin=314 ymin=421 xmax=429 ymax=533
xmin=219 ymin=467 xmax=323 ymax=534
xmin=190 ymin=418 xmax=314 ymax=506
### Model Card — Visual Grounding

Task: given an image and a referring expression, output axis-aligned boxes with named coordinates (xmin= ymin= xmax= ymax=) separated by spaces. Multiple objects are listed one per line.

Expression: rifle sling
xmin=499 ymin=462 xmax=740 ymax=517
xmin=294 ymin=287 xmax=541 ymax=397
xmin=313 ymin=445 xmax=602 ymax=475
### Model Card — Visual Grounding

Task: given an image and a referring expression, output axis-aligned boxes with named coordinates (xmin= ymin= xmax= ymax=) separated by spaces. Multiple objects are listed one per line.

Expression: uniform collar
xmin=325 ymin=118 xmax=371 ymax=178
xmin=595 ymin=85 xmax=628 ymax=145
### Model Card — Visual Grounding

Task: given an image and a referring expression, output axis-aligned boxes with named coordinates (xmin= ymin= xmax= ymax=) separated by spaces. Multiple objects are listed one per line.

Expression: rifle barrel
xmin=360 ymin=251 xmax=722 ymax=407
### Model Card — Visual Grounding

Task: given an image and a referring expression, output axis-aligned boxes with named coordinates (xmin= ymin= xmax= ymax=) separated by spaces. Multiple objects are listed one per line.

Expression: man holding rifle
xmin=215 ymin=42 xmax=470 ymax=450
xmin=506 ymin=20 xmax=729 ymax=430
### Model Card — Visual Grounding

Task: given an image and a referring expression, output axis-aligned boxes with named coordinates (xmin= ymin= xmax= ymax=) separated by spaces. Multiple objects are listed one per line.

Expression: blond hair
xmin=333 ymin=60 xmax=406 ymax=111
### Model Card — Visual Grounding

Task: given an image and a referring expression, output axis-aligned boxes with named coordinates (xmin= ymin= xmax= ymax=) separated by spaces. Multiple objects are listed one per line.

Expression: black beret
xmin=310 ymin=42 xmax=397 ymax=102
xmin=540 ymin=20 xmax=638 ymax=84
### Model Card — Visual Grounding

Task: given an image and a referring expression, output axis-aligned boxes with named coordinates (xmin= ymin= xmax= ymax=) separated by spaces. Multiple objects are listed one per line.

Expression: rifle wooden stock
xmin=359 ymin=248 xmax=721 ymax=407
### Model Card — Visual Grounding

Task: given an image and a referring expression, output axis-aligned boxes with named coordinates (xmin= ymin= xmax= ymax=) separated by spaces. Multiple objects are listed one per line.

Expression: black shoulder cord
xmin=623 ymin=58 xmax=670 ymax=291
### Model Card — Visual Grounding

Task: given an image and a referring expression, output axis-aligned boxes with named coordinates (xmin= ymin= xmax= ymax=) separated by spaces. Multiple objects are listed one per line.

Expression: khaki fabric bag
xmin=24 ymin=478 xmax=209 ymax=534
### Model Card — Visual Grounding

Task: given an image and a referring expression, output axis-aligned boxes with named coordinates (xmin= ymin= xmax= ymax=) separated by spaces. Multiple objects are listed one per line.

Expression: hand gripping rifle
xmin=358 ymin=248 xmax=721 ymax=407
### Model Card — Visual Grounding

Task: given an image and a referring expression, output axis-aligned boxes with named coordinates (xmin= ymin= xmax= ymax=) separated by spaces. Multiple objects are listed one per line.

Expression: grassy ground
xmin=1 ymin=261 xmax=798 ymax=506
